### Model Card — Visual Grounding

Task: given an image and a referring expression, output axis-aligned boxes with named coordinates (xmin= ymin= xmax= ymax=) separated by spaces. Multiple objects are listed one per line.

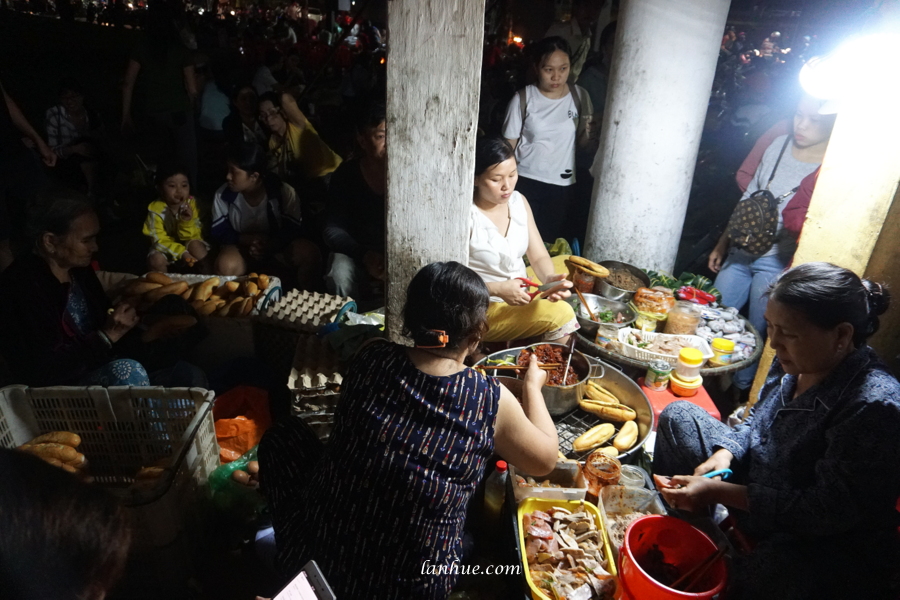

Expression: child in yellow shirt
xmin=143 ymin=165 xmax=209 ymax=272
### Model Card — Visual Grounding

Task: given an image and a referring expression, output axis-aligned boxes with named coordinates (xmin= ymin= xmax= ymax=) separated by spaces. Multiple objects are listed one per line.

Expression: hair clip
xmin=416 ymin=329 xmax=449 ymax=349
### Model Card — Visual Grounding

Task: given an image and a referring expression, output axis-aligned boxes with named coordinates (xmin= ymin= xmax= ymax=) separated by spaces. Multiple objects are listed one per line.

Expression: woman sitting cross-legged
xmin=654 ymin=262 xmax=900 ymax=600
xmin=468 ymin=135 xmax=577 ymax=345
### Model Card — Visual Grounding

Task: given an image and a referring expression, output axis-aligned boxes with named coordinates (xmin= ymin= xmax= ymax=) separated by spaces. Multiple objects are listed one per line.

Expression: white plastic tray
xmin=616 ymin=328 xmax=713 ymax=365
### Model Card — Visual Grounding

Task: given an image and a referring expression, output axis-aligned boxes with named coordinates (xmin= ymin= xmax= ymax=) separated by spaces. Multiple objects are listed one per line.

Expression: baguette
xmin=243 ymin=281 xmax=259 ymax=297
xmin=257 ymin=274 xmax=269 ymax=291
xmin=180 ymin=286 xmax=193 ymax=300
xmin=20 ymin=442 xmax=79 ymax=463
xmin=228 ymin=296 xmax=247 ymax=317
xmin=566 ymin=256 xmax=610 ymax=278
xmin=240 ymin=297 xmax=254 ymax=316
xmin=124 ymin=280 xmax=163 ymax=296
xmin=224 ymin=281 xmax=240 ymax=294
xmin=30 ymin=431 xmax=81 ymax=447
xmin=145 ymin=272 xmax=173 ymax=285
xmin=572 ymin=423 xmax=615 ymax=453
xmin=597 ymin=446 xmax=619 ymax=458
xmin=613 ymin=421 xmax=639 ymax=451
xmin=44 ymin=457 xmax=79 ymax=473
xmin=585 ymin=381 xmax=620 ymax=404
xmin=217 ymin=296 xmax=243 ymax=317
xmin=579 ymin=399 xmax=637 ymax=422
xmin=191 ymin=277 xmax=220 ymax=302
xmin=197 ymin=301 xmax=220 ymax=317
xmin=143 ymin=281 xmax=189 ymax=304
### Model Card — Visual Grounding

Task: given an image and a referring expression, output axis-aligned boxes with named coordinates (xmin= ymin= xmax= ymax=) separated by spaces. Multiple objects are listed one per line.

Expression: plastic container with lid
xmin=675 ymin=347 xmax=705 ymax=379
xmin=664 ymin=301 xmax=702 ymax=335
xmin=619 ymin=465 xmax=647 ymax=488
xmin=670 ymin=372 xmax=703 ymax=397
xmin=710 ymin=337 xmax=736 ymax=366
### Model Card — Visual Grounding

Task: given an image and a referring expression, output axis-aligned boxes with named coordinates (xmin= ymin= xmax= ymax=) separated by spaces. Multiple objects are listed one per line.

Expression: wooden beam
xmin=384 ymin=0 xmax=485 ymax=340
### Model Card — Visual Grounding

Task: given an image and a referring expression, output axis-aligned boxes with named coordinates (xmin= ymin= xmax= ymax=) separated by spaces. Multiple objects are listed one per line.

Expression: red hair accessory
xmin=416 ymin=329 xmax=449 ymax=348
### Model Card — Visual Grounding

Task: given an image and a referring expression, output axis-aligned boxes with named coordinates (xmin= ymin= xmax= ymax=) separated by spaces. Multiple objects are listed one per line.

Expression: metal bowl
xmin=596 ymin=260 xmax=651 ymax=303
xmin=474 ymin=344 xmax=593 ymax=416
xmin=567 ymin=293 xmax=637 ymax=338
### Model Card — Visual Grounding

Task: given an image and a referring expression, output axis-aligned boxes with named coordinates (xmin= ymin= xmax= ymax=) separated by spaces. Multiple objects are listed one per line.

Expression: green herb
xmin=485 ymin=357 xmax=516 ymax=366
xmin=637 ymin=341 xmax=651 ymax=349
xmin=596 ymin=309 xmax=615 ymax=323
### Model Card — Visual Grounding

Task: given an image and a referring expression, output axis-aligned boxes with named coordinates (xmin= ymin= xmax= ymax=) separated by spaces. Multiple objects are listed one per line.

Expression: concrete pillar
xmin=384 ymin=0 xmax=485 ymax=340
xmin=584 ymin=0 xmax=730 ymax=272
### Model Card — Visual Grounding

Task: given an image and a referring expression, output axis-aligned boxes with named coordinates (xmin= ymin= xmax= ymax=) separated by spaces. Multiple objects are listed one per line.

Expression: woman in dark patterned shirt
xmin=654 ymin=262 xmax=900 ymax=599
xmin=259 ymin=261 xmax=559 ymax=599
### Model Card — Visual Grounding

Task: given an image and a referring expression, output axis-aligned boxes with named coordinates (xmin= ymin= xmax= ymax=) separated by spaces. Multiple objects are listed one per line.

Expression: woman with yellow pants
xmin=468 ymin=136 xmax=579 ymax=344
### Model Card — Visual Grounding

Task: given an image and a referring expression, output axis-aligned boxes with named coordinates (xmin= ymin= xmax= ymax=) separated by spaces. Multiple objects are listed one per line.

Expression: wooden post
xmin=384 ymin=0 xmax=485 ymax=340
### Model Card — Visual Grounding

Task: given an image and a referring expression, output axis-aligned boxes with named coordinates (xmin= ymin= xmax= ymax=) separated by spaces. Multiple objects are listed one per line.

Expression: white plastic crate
xmin=616 ymin=328 xmax=714 ymax=365
xmin=0 ymin=385 xmax=219 ymax=550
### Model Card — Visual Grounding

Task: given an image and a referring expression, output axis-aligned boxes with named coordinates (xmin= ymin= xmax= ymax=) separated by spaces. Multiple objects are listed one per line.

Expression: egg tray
xmin=289 ymin=333 xmax=343 ymax=430
xmin=253 ymin=289 xmax=354 ymax=334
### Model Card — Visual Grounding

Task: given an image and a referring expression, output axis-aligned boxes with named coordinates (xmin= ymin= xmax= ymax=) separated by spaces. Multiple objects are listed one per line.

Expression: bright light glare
xmin=230 ymin=10 xmax=235 ymax=15
xmin=513 ymin=36 xmax=522 ymax=44
xmin=800 ymin=34 xmax=900 ymax=101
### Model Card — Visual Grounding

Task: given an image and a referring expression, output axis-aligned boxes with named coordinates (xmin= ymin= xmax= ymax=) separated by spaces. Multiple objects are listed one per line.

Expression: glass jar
xmin=583 ymin=450 xmax=621 ymax=496
xmin=664 ymin=301 xmax=702 ymax=335
xmin=573 ymin=270 xmax=596 ymax=294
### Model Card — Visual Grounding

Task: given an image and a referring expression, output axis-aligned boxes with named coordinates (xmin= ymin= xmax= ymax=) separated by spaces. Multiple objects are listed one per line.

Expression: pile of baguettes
xmin=121 ymin=272 xmax=272 ymax=318
xmin=572 ymin=381 xmax=639 ymax=456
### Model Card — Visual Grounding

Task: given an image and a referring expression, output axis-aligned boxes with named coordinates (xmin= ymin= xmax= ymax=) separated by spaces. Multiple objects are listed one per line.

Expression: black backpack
xmin=726 ymin=136 xmax=798 ymax=256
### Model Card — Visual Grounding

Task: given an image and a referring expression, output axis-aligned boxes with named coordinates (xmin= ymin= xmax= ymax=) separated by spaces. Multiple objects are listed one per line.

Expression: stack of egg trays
xmin=252 ymin=290 xmax=353 ymax=379
xmin=289 ymin=333 xmax=343 ymax=441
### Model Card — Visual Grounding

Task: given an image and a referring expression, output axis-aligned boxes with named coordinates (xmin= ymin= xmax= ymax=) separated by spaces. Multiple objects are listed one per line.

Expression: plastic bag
xmin=208 ymin=445 xmax=265 ymax=516
xmin=213 ymin=386 xmax=272 ymax=463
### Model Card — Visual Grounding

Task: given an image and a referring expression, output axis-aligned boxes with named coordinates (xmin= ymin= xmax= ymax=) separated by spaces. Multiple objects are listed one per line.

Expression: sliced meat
xmin=532 ymin=509 xmax=552 ymax=521
xmin=527 ymin=522 xmax=555 ymax=539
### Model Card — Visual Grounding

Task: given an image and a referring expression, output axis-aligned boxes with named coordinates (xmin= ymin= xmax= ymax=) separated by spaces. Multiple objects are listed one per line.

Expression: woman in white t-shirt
xmin=502 ymin=37 xmax=594 ymax=242
xmin=469 ymin=136 xmax=579 ymax=343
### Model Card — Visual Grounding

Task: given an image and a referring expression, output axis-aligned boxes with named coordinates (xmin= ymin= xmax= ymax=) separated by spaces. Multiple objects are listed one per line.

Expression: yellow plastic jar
xmin=670 ymin=372 xmax=703 ymax=397
xmin=675 ymin=347 xmax=704 ymax=379
xmin=710 ymin=338 xmax=736 ymax=366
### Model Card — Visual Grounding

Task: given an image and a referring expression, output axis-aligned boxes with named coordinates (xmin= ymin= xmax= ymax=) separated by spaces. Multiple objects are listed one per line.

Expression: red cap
xmin=496 ymin=460 xmax=508 ymax=472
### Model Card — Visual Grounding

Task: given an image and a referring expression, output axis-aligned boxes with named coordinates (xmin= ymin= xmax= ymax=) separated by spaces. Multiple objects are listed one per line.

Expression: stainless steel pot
xmin=596 ymin=260 xmax=651 ymax=303
xmin=475 ymin=343 xmax=593 ymax=416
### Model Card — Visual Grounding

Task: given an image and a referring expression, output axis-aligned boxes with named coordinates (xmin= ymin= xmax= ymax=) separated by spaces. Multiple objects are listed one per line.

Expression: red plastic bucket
xmin=619 ymin=515 xmax=727 ymax=599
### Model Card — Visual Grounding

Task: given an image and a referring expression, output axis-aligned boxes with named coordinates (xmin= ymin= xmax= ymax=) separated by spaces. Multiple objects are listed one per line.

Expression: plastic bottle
xmin=483 ymin=460 xmax=508 ymax=524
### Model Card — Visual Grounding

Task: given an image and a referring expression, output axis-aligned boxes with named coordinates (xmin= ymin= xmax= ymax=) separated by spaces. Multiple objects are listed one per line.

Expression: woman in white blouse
xmin=469 ymin=136 xmax=578 ymax=344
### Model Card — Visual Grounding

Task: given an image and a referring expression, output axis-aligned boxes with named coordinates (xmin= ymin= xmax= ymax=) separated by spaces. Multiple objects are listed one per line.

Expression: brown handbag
xmin=726 ymin=136 xmax=798 ymax=256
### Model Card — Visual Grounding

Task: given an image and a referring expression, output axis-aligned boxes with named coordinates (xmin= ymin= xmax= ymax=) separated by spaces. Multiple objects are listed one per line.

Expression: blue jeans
xmin=325 ymin=252 xmax=363 ymax=298
xmin=714 ymin=249 xmax=787 ymax=389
